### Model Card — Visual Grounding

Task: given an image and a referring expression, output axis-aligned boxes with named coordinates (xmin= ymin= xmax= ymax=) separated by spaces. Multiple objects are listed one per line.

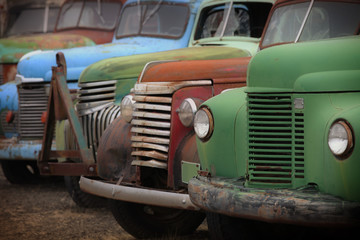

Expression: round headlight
xmin=328 ymin=120 xmax=353 ymax=158
xmin=194 ymin=107 xmax=213 ymax=141
xmin=177 ymin=98 xmax=198 ymax=127
xmin=120 ymin=95 xmax=134 ymax=123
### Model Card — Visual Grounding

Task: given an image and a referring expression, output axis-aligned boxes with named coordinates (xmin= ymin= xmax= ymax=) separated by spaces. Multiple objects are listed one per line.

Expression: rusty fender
xmin=96 ymin=116 xmax=134 ymax=181
xmin=188 ymin=176 xmax=360 ymax=227
xmin=79 ymin=176 xmax=199 ymax=211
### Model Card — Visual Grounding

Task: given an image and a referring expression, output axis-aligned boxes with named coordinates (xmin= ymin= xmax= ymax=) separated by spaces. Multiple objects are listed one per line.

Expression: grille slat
xmin=18 ymin=83 xmax=49 ymax=139
xmin=67 ymin=80 xmax=120 ymax=161
xmin=131 ymin=93 xmax=172 ymax=169
xmin=247 ymin=94 xmax=305 ymax=186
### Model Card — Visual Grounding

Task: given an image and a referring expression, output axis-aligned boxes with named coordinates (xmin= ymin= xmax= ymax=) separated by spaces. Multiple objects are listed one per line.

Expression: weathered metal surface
xmin=80 ymin=176 xmax=200 ymax=211
xmin=189 ymin=176 xmax=360 ymax=227
xmin=16 ymin=0 xmax=203 ymax=82
xmin=39 ymin=162 xmax=97 ymax=176
xmin=38 ymin=52 xmax=94 ymax=175
xmin=141 ymin=56 xmax=251 ymax=83
xmin=0 ymin=138 xmax=54 ymax=160
xmin=0 ymin=33 xmax=95 ymax=64
xmin=96 ymin=115 xmax=134 ymax=181
xmin=79 ymin=46 xmax=250 ymax=83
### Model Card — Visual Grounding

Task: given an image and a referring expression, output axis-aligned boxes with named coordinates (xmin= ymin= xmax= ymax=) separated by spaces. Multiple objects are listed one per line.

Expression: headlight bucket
xmin=176 ymin=98 xmax=200 ymax=127
xmin=194 ymin=107 xmax=214 ymax=142
xmin=120 ymin=95 xmax=135 ymax=123
xmin=328 ymin=120 xmax=354 ymax=159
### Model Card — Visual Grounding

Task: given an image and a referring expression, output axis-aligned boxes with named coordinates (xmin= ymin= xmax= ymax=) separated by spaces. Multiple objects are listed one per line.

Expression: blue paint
xmin=16 ymin=0 xmax=201 ymax=81
xmin=0 ymin=0 xmax=202 ymax=161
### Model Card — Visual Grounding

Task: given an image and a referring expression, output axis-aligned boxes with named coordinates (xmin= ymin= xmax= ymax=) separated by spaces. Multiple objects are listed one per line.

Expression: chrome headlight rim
xmin=177 ymin=98 xmax=199 ymax=127
xmin=120 ymin=95 xmax=135 ymax=123
xmin=328 ymin=119 xmax=354 ymax=159
xmin=194 ymin=106 xmax=214 ymax=142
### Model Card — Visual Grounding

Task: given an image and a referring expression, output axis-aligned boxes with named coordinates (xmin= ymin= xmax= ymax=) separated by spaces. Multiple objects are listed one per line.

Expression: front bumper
xmin=188 ymin=176 xmax=360 ymax=227
xmin=0 ymin=138 xmax=55 ymax=161
xmin=79 ymin=176 xmax=199 ymax=211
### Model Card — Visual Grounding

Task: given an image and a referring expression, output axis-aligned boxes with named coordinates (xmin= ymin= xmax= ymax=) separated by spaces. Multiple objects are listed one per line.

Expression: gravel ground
xmin=0 ymin=168 xmax=209 ymax=240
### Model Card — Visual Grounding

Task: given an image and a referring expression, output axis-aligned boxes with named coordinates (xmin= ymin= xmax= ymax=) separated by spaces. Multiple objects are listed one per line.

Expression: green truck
xmin=189 ymin=0 xmax=360 ymax=238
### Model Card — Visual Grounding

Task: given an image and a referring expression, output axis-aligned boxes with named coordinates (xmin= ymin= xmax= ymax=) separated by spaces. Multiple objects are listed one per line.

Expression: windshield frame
xmin=259 ymin=0 xmax=360 ymax=49
xmin=5 ymin=4 xmax=60 ymax=37
xmin=55 ymin=0 xmax=123 ymax=32
xmin=115 ymin=1 xmax=190 ymax=40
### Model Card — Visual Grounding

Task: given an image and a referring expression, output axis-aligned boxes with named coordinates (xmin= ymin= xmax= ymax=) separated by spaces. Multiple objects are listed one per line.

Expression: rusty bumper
xmin=188 ymin=176 xmax=360 ymax=227
xmin=0 ymin=138 xmax=55 ymax=161
xmin=79 ymin=176 xmax=199 ymax=211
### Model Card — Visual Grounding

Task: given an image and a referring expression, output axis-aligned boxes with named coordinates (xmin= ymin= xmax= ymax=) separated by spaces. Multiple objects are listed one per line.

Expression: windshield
xmin=116 ymin=2 xmax=189 ymax=39
xmin=57 ymin=1 xmax=122 ymax=30
xmin=194 ymin=1 xmax=272 ymax=41
xmin=262 ymin=0 xmax=360 ymax=48
xmin=5 ymin=7 xmax=59 ymax=37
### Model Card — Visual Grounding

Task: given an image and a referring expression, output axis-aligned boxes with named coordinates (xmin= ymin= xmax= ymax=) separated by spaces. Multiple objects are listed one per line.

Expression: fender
xmin=96 ymin=116 xmax=134 ymax=182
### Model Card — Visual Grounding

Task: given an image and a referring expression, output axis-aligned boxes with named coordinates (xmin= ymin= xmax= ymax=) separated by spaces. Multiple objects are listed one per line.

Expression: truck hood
xmin=16 ymin=37 xmax=192 ymax=82
xmin=79 ymin=46 xmax=251 ymax=83
xmin=0 ymin=33 xmax=95 ymax=64
xmin=247 ymin=36 xmax=360 ymax=93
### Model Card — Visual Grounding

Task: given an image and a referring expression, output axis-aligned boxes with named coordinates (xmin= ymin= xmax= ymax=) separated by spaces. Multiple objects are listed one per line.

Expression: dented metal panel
xmin=189 ymin=176 xmax=360 ymax=227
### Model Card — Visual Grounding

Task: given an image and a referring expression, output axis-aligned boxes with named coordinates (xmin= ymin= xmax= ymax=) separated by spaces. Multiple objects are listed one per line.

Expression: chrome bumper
xmin=79 ymin=176 xmax=199 ymax=211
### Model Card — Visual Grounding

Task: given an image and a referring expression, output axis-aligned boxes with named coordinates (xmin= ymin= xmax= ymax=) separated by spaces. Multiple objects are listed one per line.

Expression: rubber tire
xmin=207 ymin=212 xmax=266 ymax=240
xmin=1 ymin=160 xmax=40 ymax=184
xmin=64 ymin=176 xmax=106 ymax=208
xmin=109 ymin=199 xmax=205 ymax=239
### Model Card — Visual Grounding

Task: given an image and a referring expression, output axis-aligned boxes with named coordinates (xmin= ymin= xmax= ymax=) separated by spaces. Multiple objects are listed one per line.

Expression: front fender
xmin=96 ymin=116 xmax=134 ymax=181
xmin=196 ymin=88 xmax=247 ymax=178
xmin=0 ymin=82 xmax=18 ymax=137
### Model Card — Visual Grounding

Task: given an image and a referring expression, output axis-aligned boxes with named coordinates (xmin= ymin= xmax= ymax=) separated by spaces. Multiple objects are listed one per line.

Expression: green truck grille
xmin=247 ymin=94 xmax=305 ymax=187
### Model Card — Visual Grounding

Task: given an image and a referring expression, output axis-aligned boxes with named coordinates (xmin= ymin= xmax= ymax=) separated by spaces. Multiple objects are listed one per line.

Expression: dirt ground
xmin=0 ymin=168 xmax=209 ymax=240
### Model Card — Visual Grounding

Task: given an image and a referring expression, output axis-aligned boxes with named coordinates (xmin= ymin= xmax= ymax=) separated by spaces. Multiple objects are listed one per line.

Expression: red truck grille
xmin=131 ymin=95 xmax=172 ymax=169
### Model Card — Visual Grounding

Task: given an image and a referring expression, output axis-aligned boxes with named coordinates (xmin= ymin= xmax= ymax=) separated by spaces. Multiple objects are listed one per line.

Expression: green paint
xmin=0 ymin=34 xmax=95 ymax=64
xmin=247 ymin=36 xmax=360 ymax=93
xmin=181 ymin=161 xmax=200 ymax=184
xmin=197 ymin=36 xmax=360 ymax=201
xmin=79 ymin=46 xmax=250 ymax=83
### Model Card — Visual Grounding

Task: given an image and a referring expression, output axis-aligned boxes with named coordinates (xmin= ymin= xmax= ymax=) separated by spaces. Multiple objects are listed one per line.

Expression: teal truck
xmin=188 ymin=0 xmax=360 ymax=238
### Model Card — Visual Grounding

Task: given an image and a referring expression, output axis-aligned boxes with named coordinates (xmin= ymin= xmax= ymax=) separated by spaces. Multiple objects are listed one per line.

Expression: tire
xmin=1 ymin=160 xmax=40 ymax=184
xmin=64 ymin=176 xmax=106 ymax=208
xmin=206 ymin=212 xmax=267 ymax=240
xmin=109 ymin=199 xmax=205 ymax=239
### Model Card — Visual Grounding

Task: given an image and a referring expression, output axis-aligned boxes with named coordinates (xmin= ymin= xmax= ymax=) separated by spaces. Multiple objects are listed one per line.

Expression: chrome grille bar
xmin=77 ymin=80 xmax=117 ymax=116
xmin=18 ymin=83 xmax=49 ymax=139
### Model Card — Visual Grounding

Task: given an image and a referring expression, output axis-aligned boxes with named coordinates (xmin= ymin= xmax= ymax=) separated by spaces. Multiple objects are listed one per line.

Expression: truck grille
xmin=247 ymin=94 xmax=305 ymax=187
xmin=131 ymin=94 xmax=172 ymax=169
xmin=18 ymin=83 xmax=49 ymax=139
xmin=76 ymin=80 xmax=119 ymax=159
xmin=77 ymin=80 xmax=117 ymax=116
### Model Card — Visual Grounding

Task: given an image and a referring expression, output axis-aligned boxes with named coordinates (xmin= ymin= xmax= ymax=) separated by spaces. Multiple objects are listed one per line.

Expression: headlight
xmin=120 ymin=95 xmax=134 ymax=123
xmin=194 ymin=107 xmax=213 ymax=141
xmin=177 ymin=98 xmax=198 ymax=127
xmin=328 ymin=120 xmax=353 ymax=158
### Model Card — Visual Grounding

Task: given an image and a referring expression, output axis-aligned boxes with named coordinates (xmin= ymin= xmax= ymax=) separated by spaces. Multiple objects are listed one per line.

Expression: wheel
xmin=109 ymin=199 xmax=205 ymax=239
xmin=1 ymin=160 xmax=40 ymax=184
xmin=64 ymin=176 xmax=106 ymax=208
xmin=206 ymin=212 xmax=267 ymax=240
